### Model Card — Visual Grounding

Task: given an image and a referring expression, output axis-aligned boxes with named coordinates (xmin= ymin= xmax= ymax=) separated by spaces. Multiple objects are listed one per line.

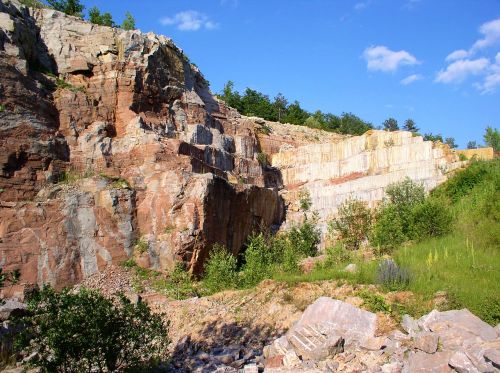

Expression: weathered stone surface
xmin=484 ymin=348 xmax=500 ymax=368
xmin=361 ymin=336 xmax=388 ymax=351
xmin=0 ymin=299 xmax=26 ymax=320
xmin=449 ymin=351 xmax=481 ymax=373
xmin=267 ymin=129 xmax=461 ymax=241
xmin=282 ymin=350 xmax=302 ymax=368
xmin=412 ymin=331 xmax=438 ymax=353
xmin=344 ymin=263 xmax=357 ymax=273
xmin=401 ymin=314 xmax=420 ymax=335
xmin=288 ymin=324 xmax=344 ymax=360
xmin=405 ymin=351 xmax=453 ymax=372
xmin=418 ymin=309 xmax=497 ymax=342
xmin=299 ymin=255 xmax=327 ymax=274
xmin=290 ymin=297 xmax=377 ymax=345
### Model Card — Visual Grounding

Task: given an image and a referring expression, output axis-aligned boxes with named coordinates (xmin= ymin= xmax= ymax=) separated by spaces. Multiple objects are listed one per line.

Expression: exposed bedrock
xmin=0 ymin=1 xmax=461 ymax=289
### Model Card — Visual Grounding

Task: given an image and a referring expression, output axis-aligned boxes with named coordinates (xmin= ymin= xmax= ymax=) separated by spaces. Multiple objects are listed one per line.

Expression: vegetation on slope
xmin=277 ymin=159 xmax=500 ymax=324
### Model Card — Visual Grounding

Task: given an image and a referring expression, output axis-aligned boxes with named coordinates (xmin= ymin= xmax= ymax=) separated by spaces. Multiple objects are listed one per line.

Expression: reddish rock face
xmin=0 ymin=3 xmax=283 ymax=289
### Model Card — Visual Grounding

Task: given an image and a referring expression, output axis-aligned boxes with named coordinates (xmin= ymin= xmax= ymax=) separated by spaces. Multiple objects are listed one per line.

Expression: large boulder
xmin=289 ymin=297 xmax=377 ymax=346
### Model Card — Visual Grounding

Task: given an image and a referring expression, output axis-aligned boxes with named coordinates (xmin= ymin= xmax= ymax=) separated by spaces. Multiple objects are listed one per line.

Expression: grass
xmin=56 ymin=78 xmax=86 ymax=93
xmin=134 ymin=237 xmax=149 ymax=254
xmin=273 ymin=258 xmax=378 ymax=286
xmin=57 ymin=169 xmax=94 ymax=184
xmin=392 ymin=161 xmax=500 ymax=323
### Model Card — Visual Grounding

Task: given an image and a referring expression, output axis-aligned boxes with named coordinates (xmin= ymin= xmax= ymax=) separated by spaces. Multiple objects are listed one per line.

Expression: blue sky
xmin=84 ymin=0 xmax=500 ymax=148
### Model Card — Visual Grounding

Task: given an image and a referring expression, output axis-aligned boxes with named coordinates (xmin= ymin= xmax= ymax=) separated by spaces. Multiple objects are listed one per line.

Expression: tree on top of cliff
xmin=423 ymin=132 xmax=444 ymax=143
xmin=88 ymin=6 xmax=114 ymax=27
xmin=46 ymin=0 xmax=84 ymax=17
xmin=467 ymin=140 xmax=478 ymax=149
xmin=383 ymin=118 xmax=399 ymax=132
xmin=484 ymin=126 xmax=500 ymax=152
xmin=403 ymin=118 xmax=419 ymax=133
xmin=274 ymin=93 xmax=288 ymax=122
xmin=217 ymin=81 xmax=373 ymax=135
xmin=445 ymin=137 xmax=458 ymax=149
xmin=282 ymin=100 xmax=309 ymax=125
xmin=122 ymin=11 xmax=136 ymax=30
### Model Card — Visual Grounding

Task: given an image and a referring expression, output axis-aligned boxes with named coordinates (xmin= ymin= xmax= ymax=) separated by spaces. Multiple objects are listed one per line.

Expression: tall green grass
xmin=394 ymin=159 xmax=500 ymax=324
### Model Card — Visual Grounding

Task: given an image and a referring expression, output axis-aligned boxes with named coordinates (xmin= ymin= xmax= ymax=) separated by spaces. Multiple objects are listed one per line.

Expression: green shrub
xmin=18 ymin=287 xmax=169 ymax=372
xmin=88 ymin=6 xmax=114 ymax=26
xmin=386 ymin=177 xmax=425 ymax=228
xmin=203 ymin=244 xmax=238 ymax=294
xmin=458 ymin=153 xmax=468 ymax=161
xmin=240 ymin=233 xmax=274 ymax=287
xmin=329 ymin=198 xmax=371 ymax=250
xmin=478 ymin=296 xmax=500 ymax=326
xmin=287 ymin=217 xmax=321 ymax=257
xmin=370 ymin=204 xmax=406 ymax=253
xmin=434 ymin=160 xmax=492 ymax=202
xmin=411 ymin=198 xmax=453 ymax=239
xmin=55 ymin=77 xmax=85 ymax=93
xmin=134 ymin=237 xmax=149 ymax=254
xmin=357 ymin=289 xmax=391 ymax=313
xmin=0 ymin=268 xmax=20 ymax=290
xmin=298 ymin=189 xmax=312 ymax=212
xmin=256 ymin=152 xmax=268 ymax=167
xmin=155 ymin=264 xmax=197 ymax=300
xmin=19 ymin=0 xmax=45 ymax=8
xmin=324 ymin=244 xmax=352 ymax=265
xmin=121 ymin=258 xmax=137 ymax=268
xmin=281 ymin=243 xmax=301 ymax=273
xmin=121 ymin=11 xmax=136 ymax=31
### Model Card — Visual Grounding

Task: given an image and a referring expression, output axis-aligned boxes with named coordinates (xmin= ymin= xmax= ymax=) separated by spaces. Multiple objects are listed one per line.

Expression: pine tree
xmin=122 ymin=11 xmax=136 ymax=30
xmin=403 ymin=118 xmax=419 ymax=133
xmin=383 ymin=118 xmax=399 ymax=131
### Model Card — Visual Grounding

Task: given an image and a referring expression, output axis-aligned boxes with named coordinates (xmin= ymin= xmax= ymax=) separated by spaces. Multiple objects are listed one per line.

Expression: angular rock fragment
xmin=288 ymin=324 xmax=344 ymax=360
xmin=413 ymin=331 xmax=439 ymax=353
xmin=448 ymin=351 xmax=481 ymax=373
xmin=405 ymin=351 xmax=453 ymax=372
xmin=289 ymin=297 xmax=377 ymax=346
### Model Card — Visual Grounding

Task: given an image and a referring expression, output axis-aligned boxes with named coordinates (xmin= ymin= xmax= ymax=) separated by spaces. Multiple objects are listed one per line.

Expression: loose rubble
xmin=261 ymin=298 xmax=500 ymax=372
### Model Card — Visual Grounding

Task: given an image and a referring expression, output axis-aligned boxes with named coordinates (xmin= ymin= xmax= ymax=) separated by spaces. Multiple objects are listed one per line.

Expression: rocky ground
xmin=70 ymin=265 xmax=500 ymax=372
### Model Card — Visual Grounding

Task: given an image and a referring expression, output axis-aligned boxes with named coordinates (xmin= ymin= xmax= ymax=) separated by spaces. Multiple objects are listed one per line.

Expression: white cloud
xmin=471 ymin=18 xmax=500 ymax=52
xmin=400 ymin=74 xmax=423 ymax=85
xmin=354 ymin=2 xmax=368 ymax=10
xmin=160 ymin=11 xmax=218 ymax=31
xmin=363 ymin=45 xmax=419 ymax=72
xmin=476 ymin=52 xmax=500 ymax=94
xmin=404 ymin=0 xmax=421 ymax=10
xmin=477 ymin=72 xmax=500 ymax=93
xmin=445 ymin=49 xmax=470 ymax=62
xmin=435 ymin=58 xmax=490 ymax=84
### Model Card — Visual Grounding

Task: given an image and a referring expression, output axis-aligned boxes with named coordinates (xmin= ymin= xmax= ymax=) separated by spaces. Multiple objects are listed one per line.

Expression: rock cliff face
xmin=0 ymin=1 xmax=283 ymax=289
xmin=0 ymin=1 xmax=460 ymax=289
